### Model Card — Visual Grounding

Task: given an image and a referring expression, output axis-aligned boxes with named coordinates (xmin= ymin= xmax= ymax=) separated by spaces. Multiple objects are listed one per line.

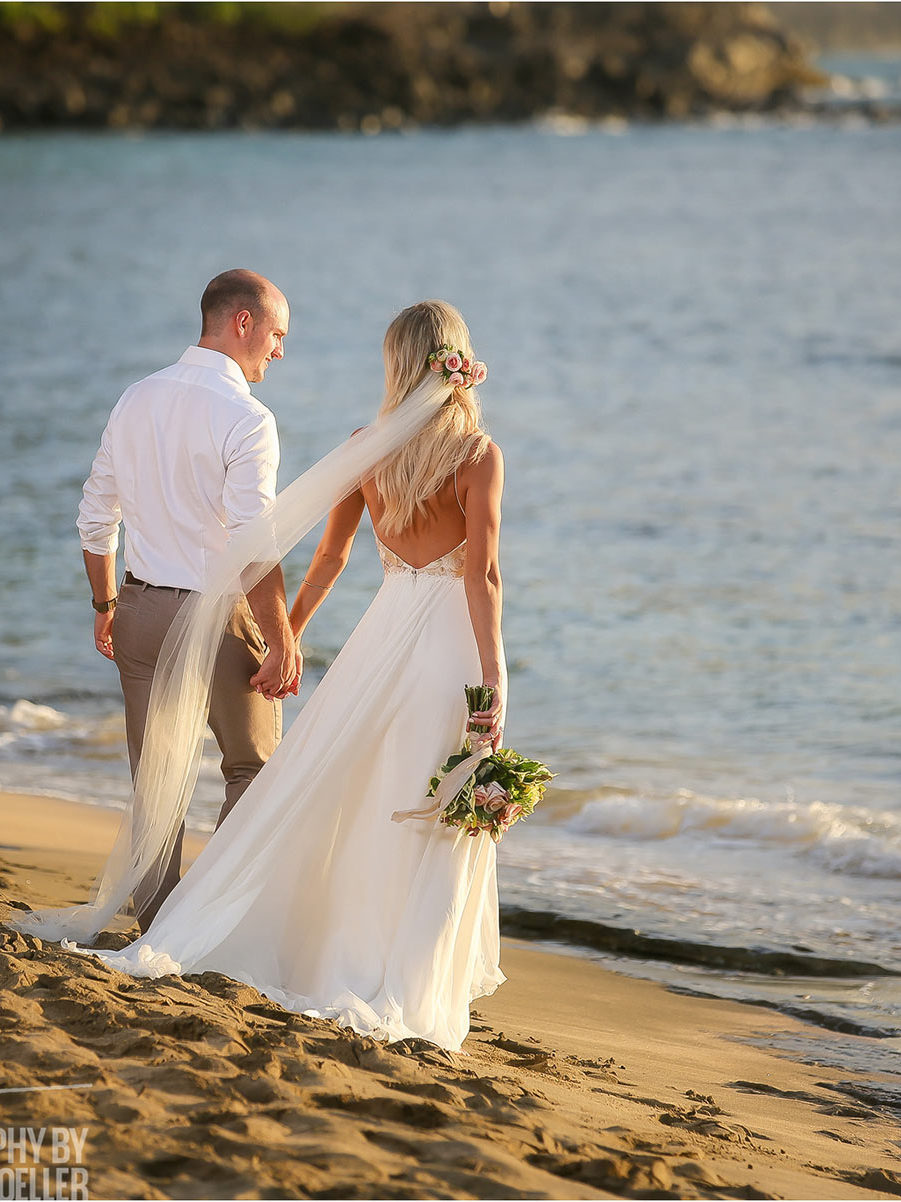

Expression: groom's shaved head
xmin=198 ymin=269 xmax=290 ymax=383
xmin=200 ymin=269 xmax=285 ymax=335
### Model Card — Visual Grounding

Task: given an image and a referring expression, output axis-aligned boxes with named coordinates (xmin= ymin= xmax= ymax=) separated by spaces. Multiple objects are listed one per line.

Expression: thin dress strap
xmin=454 ymin=467 xmax=465 ymax=516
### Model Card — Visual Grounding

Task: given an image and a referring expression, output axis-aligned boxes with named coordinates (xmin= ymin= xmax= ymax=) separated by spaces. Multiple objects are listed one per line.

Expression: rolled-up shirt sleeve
xmin=222 ymin=410 xmax=280 ymax=535
xmin=77 ymin=421 xmax=122 ymax=555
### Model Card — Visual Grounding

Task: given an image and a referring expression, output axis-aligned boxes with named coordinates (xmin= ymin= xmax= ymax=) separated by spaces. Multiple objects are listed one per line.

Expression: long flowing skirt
xmin=69 ymin=563 xmax=505 ymax=1052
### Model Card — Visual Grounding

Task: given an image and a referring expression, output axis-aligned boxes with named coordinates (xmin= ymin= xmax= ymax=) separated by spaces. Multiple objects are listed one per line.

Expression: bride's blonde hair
xmin=374 ymin=300 xmax=490 ymax=537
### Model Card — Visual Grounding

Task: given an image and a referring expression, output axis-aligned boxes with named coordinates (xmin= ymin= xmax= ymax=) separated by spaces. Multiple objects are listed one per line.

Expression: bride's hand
xmin=468 ymin=684 xmax=505 ymax=752
xmin=286 ymin=645 xmax=303 ymax=697
xmin=277 ymin=645 xmax=303 ymax=699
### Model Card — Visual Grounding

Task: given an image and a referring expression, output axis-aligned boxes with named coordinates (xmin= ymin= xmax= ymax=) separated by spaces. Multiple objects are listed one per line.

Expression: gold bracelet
xmin=303 ymin=579 xmax=332 ymax=591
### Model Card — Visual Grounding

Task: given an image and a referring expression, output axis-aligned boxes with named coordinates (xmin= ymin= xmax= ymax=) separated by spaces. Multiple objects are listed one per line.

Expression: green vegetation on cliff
xmin=0 ymin=2 xmax=337 ymax=35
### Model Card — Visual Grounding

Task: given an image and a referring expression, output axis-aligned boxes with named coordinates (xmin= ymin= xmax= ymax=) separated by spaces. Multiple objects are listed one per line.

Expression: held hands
xmin=94 ymin=611 xmax=115 ymax=660
xmin=468 ymin=682 xmax=505 ymax=752
xmin=250 ymin=640 xmax=303 ymax=701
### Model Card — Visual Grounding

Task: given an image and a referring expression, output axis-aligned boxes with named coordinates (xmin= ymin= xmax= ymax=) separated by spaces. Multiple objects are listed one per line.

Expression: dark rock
xmin=0 ymin=2 xmax=829 ymax=133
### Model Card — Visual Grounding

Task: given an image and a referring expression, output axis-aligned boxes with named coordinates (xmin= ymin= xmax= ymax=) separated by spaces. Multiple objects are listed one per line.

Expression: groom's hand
xmin=250 ymin=640 xmax=297 ymax=701
xmin=272 ymin=647 xmax=303 ymax=698
xmin=94 ymin=611 xmax=115 ymax=660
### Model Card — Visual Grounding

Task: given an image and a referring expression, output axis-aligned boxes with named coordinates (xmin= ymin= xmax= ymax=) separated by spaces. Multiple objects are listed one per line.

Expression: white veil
xmin=12 ymin=374 xmax=455 ymax=944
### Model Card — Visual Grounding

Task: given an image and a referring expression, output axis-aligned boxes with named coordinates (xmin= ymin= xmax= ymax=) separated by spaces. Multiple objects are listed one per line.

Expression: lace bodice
xmin=376 ymin=536 xmax=467 ymax=579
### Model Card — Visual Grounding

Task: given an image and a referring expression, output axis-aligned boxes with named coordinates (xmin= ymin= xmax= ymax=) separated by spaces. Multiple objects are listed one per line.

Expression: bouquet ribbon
xmin=391 ymin=736 xmax=494 ymax=824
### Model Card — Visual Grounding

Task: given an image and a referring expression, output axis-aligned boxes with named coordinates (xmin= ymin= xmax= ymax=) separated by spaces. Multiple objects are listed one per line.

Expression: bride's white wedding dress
xmin=66 ymin=531 xmax=505 ymax=1053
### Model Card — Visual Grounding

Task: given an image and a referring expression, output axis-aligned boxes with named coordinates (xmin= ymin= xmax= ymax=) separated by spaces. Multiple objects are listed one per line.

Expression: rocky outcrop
xmin=0 ymin=2 xmax=827 ymax=132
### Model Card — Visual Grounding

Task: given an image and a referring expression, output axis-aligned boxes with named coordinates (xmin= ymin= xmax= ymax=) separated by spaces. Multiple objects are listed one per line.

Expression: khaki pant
xmin=112 ymin=579 xmax=282 ymax=930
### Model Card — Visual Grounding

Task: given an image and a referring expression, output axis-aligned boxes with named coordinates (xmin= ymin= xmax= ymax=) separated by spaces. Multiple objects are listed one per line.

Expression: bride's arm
xmin=289 ymin=488 xmax=366 ymax=641
xmin=461 ymin=442 xmax=506 ymax=748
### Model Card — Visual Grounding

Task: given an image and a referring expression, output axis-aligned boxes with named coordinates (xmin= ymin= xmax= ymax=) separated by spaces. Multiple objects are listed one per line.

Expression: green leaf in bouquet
xmin=473 ymin=760 xmax=496 ymax=784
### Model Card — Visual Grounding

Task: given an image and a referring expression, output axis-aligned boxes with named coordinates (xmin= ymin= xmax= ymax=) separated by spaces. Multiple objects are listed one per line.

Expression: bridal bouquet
xmin=428 ymin=685 xmax=553 ymax=843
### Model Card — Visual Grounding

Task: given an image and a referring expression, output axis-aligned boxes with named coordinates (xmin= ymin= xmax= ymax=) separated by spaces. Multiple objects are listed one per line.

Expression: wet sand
xmin=2 ymin=791 xmax=899 ymax=1200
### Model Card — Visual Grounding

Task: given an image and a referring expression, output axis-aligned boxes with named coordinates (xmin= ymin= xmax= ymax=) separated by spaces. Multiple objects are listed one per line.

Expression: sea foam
xmin=0 ymin=699 xmax=68 ymax=731
xmin=566 ymin=790 xmax=901 ymax=879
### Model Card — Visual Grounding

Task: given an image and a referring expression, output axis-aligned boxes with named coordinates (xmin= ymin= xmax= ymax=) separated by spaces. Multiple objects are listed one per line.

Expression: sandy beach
xmin=1 ymin=791 xmax=900 ymax=1201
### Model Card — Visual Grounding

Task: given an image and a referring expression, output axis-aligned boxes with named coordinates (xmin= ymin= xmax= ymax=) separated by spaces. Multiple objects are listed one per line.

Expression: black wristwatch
xmin=92 ymin=596 xmax=118 ymax=614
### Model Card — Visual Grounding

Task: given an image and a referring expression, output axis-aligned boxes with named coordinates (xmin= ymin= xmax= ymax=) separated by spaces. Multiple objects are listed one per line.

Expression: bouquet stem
xmin=464 ymin=684 xmax=494 ymax=742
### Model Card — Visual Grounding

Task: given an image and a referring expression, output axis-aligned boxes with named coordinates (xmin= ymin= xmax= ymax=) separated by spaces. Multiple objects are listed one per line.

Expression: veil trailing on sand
xmin=12 ymin=374 xmax=455 ymax=944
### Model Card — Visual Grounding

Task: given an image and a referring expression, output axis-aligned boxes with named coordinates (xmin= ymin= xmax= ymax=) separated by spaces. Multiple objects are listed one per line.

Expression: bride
xmin=50 ymin=300 xmax=506 ymax=1053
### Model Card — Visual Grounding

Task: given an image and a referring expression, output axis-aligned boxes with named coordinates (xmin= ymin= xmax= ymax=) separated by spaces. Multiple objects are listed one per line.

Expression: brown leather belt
xmin=123 ymin=571 xmax=190 ymax=591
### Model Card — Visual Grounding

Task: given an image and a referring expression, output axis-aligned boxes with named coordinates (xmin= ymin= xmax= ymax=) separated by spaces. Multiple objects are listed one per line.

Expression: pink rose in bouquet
xmin=475 ymin=781 xmax=510 ymax=812
xmin=498 ymin=802 xmax=523 ymax=826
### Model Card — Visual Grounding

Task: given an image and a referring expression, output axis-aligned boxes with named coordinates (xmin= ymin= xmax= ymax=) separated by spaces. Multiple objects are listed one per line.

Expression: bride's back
xmin=362 ymin=467 xmax=467 ymax=570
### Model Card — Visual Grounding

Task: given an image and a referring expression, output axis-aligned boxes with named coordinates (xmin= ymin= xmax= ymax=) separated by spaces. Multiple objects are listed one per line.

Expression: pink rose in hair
xmin=430 ymin=358 xmax=444 ymax=372
xmin=461 ymin=357 xmax=471 ymax=372
xmin=448 ymin=371 xmax=465 ymax=387
xmin=472 ymin=361 xmax=488 ymax=385
xmin=474 ymin=781 xmax=510 ymax=812
xmin=436 ymin=347 xmax=449 ymax=363
xmin=445 ymin=352 xmax=462 ymax=372
xmin=462 ymin=374 xmax=473 ymax=389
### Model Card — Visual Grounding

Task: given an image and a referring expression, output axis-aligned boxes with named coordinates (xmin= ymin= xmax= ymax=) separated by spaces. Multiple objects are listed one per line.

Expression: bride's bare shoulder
xmin=457 ymin=442 xmax=504 ymax=514
xmin=461 ymin=440 xmax=504 ymax=483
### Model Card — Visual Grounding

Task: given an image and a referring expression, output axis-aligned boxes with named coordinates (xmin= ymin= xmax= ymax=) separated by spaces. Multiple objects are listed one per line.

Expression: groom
xmin=77 ymin=269 xmax=299 ymax=932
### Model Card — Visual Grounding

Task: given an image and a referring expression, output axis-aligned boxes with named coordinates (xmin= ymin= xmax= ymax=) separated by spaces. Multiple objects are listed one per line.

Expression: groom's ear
xmin=234 ymin=309 xmax=254 ymax=339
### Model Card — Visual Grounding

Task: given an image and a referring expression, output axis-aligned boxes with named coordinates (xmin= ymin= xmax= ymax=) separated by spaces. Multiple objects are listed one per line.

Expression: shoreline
xmin=6 ymin=782 xmax=898 ymax=1043
xmin=0 ymin=103 xmax=900 ymax=142
xmin=2 ymin=790 xmax=901 ymax=1199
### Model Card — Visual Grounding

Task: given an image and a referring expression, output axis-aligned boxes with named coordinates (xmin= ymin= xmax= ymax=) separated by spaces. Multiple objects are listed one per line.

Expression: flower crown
xmin=428 ymin=344 xmax=488 ymax=390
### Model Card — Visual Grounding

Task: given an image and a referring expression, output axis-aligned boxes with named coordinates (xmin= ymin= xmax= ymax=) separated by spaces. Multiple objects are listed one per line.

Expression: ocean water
xmin=1 ymin=118 xmax=900 ymax=1054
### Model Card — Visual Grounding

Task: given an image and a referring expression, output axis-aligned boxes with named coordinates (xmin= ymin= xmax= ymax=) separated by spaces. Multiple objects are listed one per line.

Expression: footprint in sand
xmin=843 ymin=1168 xmax=901 ymax=1198
xmin=362 ymin=1128 xmax=423 ymax=1158
xmin=313 ymin=1092 xmax=452 ymax=1130
xmin=389 ymin=1036 xmax=459 ymax=1068
xmin=659 ymin=1108 xmax=764 ymax=1146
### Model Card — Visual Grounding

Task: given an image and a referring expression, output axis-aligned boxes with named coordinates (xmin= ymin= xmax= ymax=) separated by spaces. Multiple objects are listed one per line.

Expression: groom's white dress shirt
xmin=77 ymin=346 xmax=280 ymax=592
